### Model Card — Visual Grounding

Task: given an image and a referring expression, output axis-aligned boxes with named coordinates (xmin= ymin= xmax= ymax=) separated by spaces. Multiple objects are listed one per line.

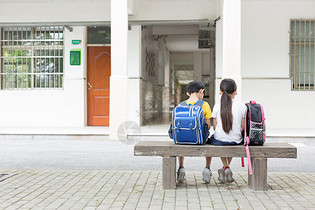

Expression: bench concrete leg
xmin=162 ymin=157 xmax=176 ymax=190
xmin=248 ymin=158 xmax=268 ymax=191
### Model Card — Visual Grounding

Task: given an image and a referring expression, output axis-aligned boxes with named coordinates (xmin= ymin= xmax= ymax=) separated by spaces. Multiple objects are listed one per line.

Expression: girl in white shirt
xmin=208 ymin=78 xmax=246 ymax=183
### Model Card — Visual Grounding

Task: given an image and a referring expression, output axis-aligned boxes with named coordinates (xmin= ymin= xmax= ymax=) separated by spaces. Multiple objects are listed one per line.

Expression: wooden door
xmin=87 ymin=46 xmax=111 ymax=126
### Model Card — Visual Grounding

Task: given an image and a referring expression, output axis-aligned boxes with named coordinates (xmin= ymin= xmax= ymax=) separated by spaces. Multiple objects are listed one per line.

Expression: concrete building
xmin=0 ymin=0 xmax=314 ymax=139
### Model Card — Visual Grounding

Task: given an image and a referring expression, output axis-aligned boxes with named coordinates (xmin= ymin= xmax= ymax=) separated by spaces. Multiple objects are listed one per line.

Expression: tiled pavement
xmin=0 ymin=169 xmax=314 ymax=210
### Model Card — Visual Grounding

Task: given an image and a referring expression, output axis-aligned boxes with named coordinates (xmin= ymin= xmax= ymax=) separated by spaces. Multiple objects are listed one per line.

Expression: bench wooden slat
xmin=134 ymin=141 xmax=297 ymax=158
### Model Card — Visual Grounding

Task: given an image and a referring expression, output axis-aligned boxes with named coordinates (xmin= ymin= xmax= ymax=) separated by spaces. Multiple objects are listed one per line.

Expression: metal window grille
xmin=290 ymin=20 xmax=315 ymax=91
xmin=0 ymin=26 xmax=64 ymax=89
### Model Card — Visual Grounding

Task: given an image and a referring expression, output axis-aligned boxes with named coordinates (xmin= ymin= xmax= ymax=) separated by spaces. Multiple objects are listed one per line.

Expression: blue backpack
xmin=168 ymin=100 xmax=210 ymax=144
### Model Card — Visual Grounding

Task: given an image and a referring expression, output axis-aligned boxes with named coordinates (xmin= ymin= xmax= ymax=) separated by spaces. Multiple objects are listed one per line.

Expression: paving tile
xmin=0 ymin=170 xmax=314 ymax=209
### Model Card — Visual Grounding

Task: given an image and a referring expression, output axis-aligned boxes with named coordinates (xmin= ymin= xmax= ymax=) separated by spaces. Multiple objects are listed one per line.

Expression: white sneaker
xmin=218 ymin=168 xmax=225 ymax=183
xmin=225 ymin=168 xmax=234 ymax=183
xmin=202 ymin=167 xmax=212 ymax=184
xmin=177 ymin=167 xmax=186 ymax=183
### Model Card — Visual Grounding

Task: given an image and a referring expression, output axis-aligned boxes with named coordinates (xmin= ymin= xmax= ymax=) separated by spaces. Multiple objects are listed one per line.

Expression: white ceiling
xmin=165 ymin=35 xmax=210 ymax=52
xmin=151 ymin=25 xmax=212 ymax=52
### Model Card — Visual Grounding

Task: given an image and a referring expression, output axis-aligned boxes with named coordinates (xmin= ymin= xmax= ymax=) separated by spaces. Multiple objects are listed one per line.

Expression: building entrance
xmin=140 ymin=24 xmax=216 ymax=126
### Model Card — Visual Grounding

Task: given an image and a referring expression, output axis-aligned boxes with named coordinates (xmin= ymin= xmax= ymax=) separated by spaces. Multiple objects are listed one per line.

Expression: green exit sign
xmin=72 ymin=40 xmax=81 ymax=45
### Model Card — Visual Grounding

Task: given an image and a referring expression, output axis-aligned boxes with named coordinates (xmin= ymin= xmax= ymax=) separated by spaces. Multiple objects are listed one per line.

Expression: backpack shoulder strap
xmin=194 ymin=100 xmax=204 ymax=107
xmin=179 ymin=101 xmax=187 ymax=106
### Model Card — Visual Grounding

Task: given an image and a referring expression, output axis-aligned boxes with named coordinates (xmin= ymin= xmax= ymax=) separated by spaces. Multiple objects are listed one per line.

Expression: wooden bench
xmin=134 ymin=141 xmax=297 ymax=191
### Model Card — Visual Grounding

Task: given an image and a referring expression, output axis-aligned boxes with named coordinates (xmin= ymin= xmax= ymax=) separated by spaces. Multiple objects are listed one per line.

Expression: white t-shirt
xmin=212 ymin=99 xmax=247 ymax=143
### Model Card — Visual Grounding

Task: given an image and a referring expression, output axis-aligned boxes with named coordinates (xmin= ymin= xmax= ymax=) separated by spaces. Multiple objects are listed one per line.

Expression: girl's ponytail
xmin=220 ymin=91 xmax=233 ymax=133
xmin=219 ymin=79 xmax=237 ymax=134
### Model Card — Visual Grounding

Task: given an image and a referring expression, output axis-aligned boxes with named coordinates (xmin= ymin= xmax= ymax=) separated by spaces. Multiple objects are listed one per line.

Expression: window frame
xmin=0 ymin=26 xmax=64 ymax=90
xmin=289 ymin=19 xmax=315 ymax=91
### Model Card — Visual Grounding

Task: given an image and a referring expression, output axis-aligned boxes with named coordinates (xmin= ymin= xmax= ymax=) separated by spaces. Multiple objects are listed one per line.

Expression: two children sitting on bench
xmin=177 ymin=79 xmax=246 ymax=184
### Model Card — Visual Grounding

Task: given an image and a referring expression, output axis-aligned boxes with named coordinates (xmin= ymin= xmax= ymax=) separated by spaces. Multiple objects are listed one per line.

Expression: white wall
xmin=0 ymin=0 xmax=111 ymax=23
xmin=241 ymin=0 xmax=315 ymax=130
xmin=0 ymin=26 xmax=87 ymax=127
xmin=170 ymin=53 xmax=194 ymax=63
xmin=242 ymin=79 xmax=315 ymax=129
xmin=166 ymin=35 xmax=205 ymax=52
xmin=242 ymin=0 xmax=315 ymax=77
xmin=0 ymin=0 xmax=218 ymax=23
xmin=131 ymin=0 xmax=218 ymax=21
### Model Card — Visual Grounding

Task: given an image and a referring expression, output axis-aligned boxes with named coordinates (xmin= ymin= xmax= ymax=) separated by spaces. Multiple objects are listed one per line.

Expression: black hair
xmin=220 ymin=78 xmax=237 ymax=134
xmin=186 ymin=81 xmax=205 ymax=95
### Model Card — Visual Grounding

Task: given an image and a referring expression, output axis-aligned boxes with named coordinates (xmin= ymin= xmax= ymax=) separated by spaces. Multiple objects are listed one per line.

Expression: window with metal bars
xmin=290 ymin=20 xmax=315 ymax=91
xmin=0 ymin=26 xmax=64 ymax=89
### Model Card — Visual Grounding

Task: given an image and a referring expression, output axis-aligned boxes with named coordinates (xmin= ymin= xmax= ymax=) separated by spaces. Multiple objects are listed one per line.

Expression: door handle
xmin=88 ymin=82 xmax=93 ymax=90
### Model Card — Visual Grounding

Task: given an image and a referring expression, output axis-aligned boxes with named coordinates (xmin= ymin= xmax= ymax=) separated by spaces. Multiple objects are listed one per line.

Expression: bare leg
xmin=205 ymin=157 xmax=212 ymax=168
xmin=178 ymin=156 xmax=184 ymax=167
xmin=202 ymin=157 xmax=212 ymax=184
xmin=220 ymin=157 xmax=229 ymax=168
xmin=219 ymin=157 xmax=234 ymax=183
xmin=227 ymin=157 xmax=233 ymax=165
xmin=177 ymin=156 xmax=186 ymax=183
xmin=222 ymin=157 xmax=234 ymax=183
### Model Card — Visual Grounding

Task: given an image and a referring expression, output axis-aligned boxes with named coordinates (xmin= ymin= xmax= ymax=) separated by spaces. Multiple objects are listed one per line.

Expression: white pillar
xmin=222 ymin=0 xmax=242 ymax=100
xmin=128 ymin=0 xmax=134 ymax=15
xmin=110 ymin=0 xmax=128 ymax=140
xmin=127 ymin=26 xmax=142 ymax=126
